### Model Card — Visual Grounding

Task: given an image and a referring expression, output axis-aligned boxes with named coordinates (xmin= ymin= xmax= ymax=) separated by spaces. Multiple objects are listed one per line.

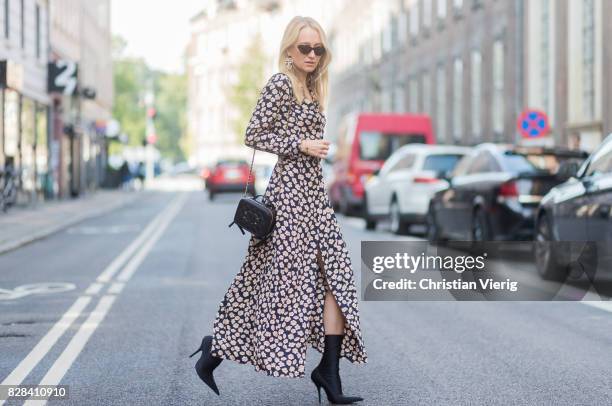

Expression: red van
xmin=328 ymin=113 xmax=435 ymax=215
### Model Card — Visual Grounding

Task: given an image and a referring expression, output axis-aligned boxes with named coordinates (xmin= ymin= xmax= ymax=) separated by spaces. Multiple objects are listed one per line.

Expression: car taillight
xmin=413 ymin=176 xmax=441 ymax=184
xmin=498 ymin=181 xmax=519 ymax=198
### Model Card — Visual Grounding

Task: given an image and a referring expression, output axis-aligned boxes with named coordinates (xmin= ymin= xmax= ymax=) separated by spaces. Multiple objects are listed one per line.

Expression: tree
xmin=112 ymin=35 xmax=189 ymax=163
xmin=226 ymin=33 xmax=268 ymax=144
xmin=111 ymin=35 xmax=148 ymax=155
xmin=153 ymin=71 xmax=188 ymax=162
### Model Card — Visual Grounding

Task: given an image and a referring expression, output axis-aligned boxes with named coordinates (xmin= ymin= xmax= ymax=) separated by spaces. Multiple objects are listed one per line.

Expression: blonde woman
xmin=190 ymin=16 xmax=367 ymax=404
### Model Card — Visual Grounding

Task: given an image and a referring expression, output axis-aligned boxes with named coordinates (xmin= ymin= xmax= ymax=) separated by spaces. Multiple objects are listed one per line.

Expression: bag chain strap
xmin=243 ymin=96 xmax=304 ymax=198
xmin=243 ymin=148 xmax=256 ymax=198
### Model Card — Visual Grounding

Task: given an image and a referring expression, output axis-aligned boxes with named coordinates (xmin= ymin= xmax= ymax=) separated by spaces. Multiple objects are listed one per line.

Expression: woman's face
xmin=287 ymin=26 xmax=324 ymax=75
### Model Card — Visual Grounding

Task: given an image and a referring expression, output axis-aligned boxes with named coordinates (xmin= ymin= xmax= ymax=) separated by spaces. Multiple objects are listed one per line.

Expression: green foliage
xmin=112 ymin=34 xmax=188 ymax=163
xmin=153 ymin=71 xmax=188 ymax=162
xmin=226 ymin=33 xmax=268 ymax=144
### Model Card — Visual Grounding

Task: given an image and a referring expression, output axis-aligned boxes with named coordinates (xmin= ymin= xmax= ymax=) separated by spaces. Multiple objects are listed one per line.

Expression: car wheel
xmin=389 ymin=198 xmax=408 ymax=235
xmin=471 ymin=208 xmax=491 ymax=242
xmin=534 ymin=214 xmax=567 ymax=281
xmin=338 ymin=188 xmax=350 ymax=216
xmin=363 ymin=193 xmax=377 ymax=230
xmin=426 ymin=205 xmax=445 ymax=245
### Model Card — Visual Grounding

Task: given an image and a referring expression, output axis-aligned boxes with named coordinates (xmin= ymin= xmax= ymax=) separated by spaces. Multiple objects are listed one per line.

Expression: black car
xmin=426 ymin=143 xmax=588 ymax=243
xmin=535 ymin=134 xmax=612 ymax=280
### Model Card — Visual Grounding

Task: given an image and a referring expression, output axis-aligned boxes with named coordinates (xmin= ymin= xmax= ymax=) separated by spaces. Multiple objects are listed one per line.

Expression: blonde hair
xmin=278 ymin=16 xmax=332 ymax=112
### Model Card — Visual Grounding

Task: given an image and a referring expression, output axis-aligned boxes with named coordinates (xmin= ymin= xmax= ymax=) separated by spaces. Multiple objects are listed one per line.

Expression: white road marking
xmin=84 ymin=282 xmax=104 ymax=295
xmin=0 ymin=193 xmax=187 ymax=406
xmin=96 ymin=203 xmax=170 ymax=283
xmin=0 ymin=297 xmax=91 ymax=390
xmin=0 ymin=283 xmax=76 ymax=301
xmin=116 ymin=194 xmax=186 ymax=282
xmin=20 ymin=193 xmax=188 ymax=404
xmin=580 ymin=301 xmax=612 ymax=313
xmin=22 ymin=295 xmax=116 ymax=406
xmin=107 ymin=282 xmax=125 ymax=295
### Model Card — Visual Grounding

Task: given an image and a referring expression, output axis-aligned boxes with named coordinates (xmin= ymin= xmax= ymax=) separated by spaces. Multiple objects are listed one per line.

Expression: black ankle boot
xmin=311 ymin=334 xmax=363 ymax=404
xmin=189 ymin=335 xmax=223 ymax=395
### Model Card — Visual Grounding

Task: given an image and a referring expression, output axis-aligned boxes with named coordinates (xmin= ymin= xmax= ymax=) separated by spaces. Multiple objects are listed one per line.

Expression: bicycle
xmin=0 ymin=167 xmax=17 ymax=213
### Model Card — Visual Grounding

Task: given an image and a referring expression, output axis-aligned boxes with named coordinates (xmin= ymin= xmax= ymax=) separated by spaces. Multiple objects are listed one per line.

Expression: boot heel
xmin=312 ymin=380 xmax=322 ymax=403
xmin=189 ymin=348 xmax=202 ymax=358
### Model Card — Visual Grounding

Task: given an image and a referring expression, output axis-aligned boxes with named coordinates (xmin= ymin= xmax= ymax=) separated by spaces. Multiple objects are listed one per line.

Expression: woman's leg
xmin=317 ymin=250 xmax=346 ymax=334
xmin=312 ymin=250 xmax=363 ymax=403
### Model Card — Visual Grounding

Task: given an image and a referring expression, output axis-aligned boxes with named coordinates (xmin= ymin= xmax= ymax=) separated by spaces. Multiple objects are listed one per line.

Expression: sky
xmin=111 ymin=0 xmax=206 ymax=73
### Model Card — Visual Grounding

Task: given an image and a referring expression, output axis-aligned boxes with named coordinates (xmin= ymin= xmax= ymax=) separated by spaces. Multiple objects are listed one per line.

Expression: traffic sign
xmin=517 ymin=109 xmax=551 ymax=138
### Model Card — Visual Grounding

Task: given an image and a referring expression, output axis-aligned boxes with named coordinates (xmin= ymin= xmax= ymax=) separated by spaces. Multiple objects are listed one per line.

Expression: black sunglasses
xmin=297 ymin=44 xmax=326 ymax=56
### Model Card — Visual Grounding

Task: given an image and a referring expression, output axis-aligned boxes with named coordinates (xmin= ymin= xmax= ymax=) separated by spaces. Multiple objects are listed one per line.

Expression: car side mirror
xmin=557 ymin=161 xmax=580 ymax=180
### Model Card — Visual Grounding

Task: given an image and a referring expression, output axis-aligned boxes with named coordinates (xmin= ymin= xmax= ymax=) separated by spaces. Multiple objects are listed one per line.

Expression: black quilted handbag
xmin=228 ymin=148 xmax=276 ymax=246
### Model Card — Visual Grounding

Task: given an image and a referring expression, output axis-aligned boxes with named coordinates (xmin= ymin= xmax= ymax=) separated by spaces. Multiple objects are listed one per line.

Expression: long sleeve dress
xmin=210 ymin=72 xmax=367 ymax=378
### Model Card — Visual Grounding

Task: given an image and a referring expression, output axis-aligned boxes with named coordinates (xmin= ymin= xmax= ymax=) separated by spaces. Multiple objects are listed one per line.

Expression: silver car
xmin=363 ymin=144 xmax=470 ymax=234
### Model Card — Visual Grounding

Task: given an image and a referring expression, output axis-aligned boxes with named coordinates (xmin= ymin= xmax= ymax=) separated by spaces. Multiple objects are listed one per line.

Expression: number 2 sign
xmin=48 ymin=60 xmax=78 ymax=95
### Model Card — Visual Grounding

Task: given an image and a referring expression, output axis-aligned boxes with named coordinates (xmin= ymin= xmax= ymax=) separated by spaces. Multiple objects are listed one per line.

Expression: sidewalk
xmin=0 ymin=189 xmax=145 ymax=255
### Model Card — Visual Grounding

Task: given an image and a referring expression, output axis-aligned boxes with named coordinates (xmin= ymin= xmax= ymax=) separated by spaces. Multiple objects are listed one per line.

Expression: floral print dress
xmin=210 ymin=72 xmax=367 ymax=378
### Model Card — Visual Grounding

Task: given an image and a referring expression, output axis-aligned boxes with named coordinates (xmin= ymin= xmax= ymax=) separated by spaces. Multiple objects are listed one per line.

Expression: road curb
xmin=0 ymin=192 xmax=144 ymax=256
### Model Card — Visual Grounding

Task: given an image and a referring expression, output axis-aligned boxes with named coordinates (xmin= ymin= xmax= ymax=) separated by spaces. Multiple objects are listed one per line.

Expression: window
xmin=423 ymin=0 xmax=432 ymax=29
xmin=492 ymin=39 xmax=505 ymax=139
xmin=452 ymin=153 xmax=474 ymax=176
xmin=19 ymin=0 xmax=24 ymax=49
xmin=409 ymin=76 xmax=419 ymax=113
xmin=393 ymin=83 xmax=406 ymax=113
xmin=390 ymin=154 xmax=417 ymax=173
xmin=423 ymin=154 xmax=465 ymax=173
xmin=582 ymin=0 xmax=595 ymax=120
xmin=390 ymin=13 xmax=399 ymax=50
xmin=35 ymin=4 xmax=41 ymax=58
xmin=501 ymin=151 xmax=564 ymax=174
xmin=586 ymin=140 xmax=612 ymax=176
xmin=471 ymin=50 xmax=482 ymax=139
xmin=383 ymin=15 xmax=393 ymax=53
xmin=453 ymin=57 xmax=463 ymax=142
xmin=399 ymin=8 xmax=408 ymax=44
xmin=359 ymin=132 xmax=427 ymax=161
xmin=437 ymin=0 xmax=447 ymax=21
xmin=467 ymin=151 xmax=500 ymax=174
xmin=540 ymin=0 xmax=551 ymax=116
xmin=422 ymin=72 xmax=432 ymax=114
xmin=436 ymin=64 xmax=446 ymax=142
xmin=453 ymin=0 xmax=464 ymax=16
xmin=4 ymin=0 xmax=8 ymax=39
xmin=410 ymin=3 xmax=420 ymax=38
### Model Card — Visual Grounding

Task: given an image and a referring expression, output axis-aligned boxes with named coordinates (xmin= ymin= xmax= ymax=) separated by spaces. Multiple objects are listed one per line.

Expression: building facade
xmin=0 ymin=0 xmax=51 ymax=204
xmin=525 ymin=0 xmax=612 ymax=151
xmin=49 ymin=0 xmax=112 ymax=198
xmin=329 ymin=0 xmax=524 ymax=146
xmin=1 ymin=0 xmax=112 ymax=204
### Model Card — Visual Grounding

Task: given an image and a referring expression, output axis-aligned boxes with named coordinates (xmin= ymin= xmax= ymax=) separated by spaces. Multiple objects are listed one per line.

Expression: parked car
xmin=535 ymin=133 xmax=612 ymax=280
xmin=363 ymin=144 xmax=469 ymax=234
xmin=206 ymin=159 xmax=255 ymax=200
xmin=328 ymin=112 xmax=435 ymax=216
xmin=426 ymin=143 xmax=589 ymax=243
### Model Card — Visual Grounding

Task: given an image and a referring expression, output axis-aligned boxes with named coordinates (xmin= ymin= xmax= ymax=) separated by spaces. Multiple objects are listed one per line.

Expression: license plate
xmin=225 ymin=169 xmax=240 ymax=180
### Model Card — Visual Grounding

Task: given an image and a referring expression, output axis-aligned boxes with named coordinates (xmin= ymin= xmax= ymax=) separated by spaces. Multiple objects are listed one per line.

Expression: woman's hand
xmin=299 ymin=139 xmax=331 ymax=159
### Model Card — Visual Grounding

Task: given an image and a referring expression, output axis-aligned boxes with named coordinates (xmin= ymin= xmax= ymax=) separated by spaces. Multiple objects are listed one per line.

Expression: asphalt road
xmin=1 ymin=180 xmax=611 ymax=405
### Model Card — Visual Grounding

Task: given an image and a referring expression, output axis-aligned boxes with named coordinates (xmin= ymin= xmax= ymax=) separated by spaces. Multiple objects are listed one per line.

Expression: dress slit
xmin=315 ymin=238 xmax=348 ymax=336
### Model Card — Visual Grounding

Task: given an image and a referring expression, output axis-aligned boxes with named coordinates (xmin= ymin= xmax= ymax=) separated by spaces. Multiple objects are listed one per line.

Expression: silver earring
xmin=284 ymin=55 xmax=294 ymax=70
